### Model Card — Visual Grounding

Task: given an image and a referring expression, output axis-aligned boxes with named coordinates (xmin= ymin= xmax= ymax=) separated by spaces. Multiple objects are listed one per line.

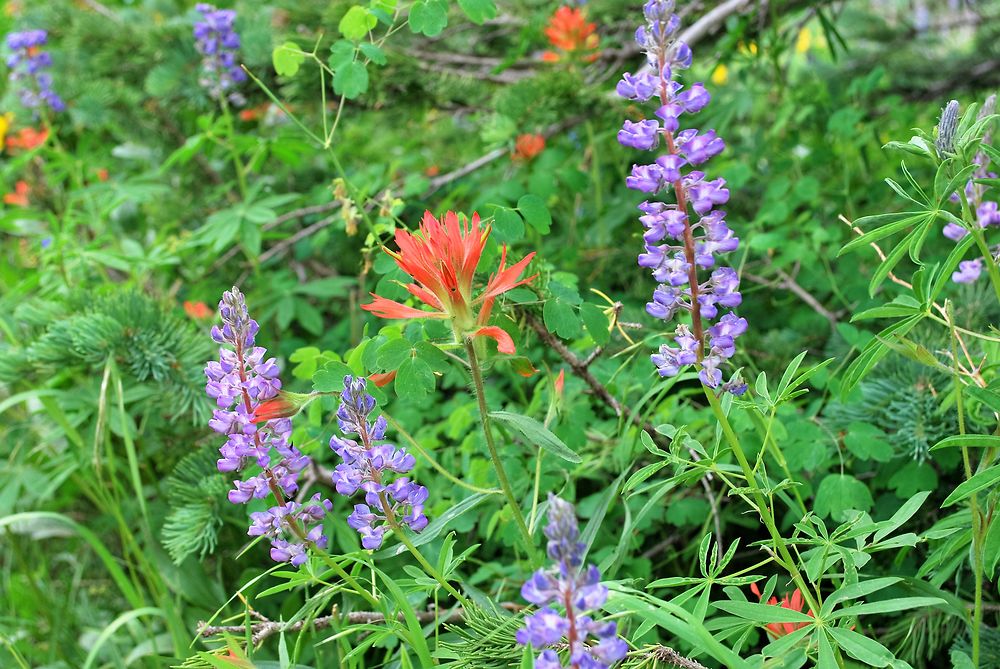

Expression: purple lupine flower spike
xmin=5 ymin=29 xmax=65 ymax=113
xmin=940 ymin=96 xmax=1000 ymax=284
xmin=617 ymin=0 xmax=745 ymax=393
xmin=206 ymin=286 xmax=331 ymax=565
xmin=329 ymin=376 xmax=428 ymax=549
xmin=193 ymin=4 xmax=247 ymax=105
xmin=516 ymin=495 xmax=629 ymax=669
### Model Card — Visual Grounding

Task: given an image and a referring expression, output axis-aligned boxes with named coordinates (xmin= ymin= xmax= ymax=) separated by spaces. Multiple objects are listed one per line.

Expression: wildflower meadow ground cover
xmin=4 ymin=1 xmax=1000 ymax=668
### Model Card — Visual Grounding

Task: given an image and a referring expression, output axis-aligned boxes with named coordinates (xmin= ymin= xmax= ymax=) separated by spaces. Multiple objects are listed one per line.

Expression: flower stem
xmin=378 ymin=492 xmax=471 ymax=608
xmin=947 ymin=301 xmax=983 ymax=665
xmin=463 ymin=340 xmax=540 ymax=565
xmin=313 ymin=548 xmax=381 ymax=609
xmin=703 ymin=388 xmax=821 ymax=616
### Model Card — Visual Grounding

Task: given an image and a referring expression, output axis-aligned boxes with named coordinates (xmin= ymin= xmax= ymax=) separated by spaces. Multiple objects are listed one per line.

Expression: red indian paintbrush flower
xmin=362 ymin=210 xmax=536 ymax=354
xmin=750 ymin=582 xmax=813 ymax=638
xmin=542 ymin=6 xmax=600 ymax=63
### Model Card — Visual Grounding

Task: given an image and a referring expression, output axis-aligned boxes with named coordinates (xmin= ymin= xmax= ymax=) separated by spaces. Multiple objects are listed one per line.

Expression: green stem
xmin=379 ymin=492 xmax=471 ymax=607
xmin=219 ymin=96 xmax=249 ymax=199
xmin=463 ymin=340 xmax=539 ymax=565
xmin=314 ymin=549 xmax=381 ymax=609
xmin=759 ymin=408 xmax=808 ymax=515
xmin=947 ymin=301 xmax=983 ymax=665
xmin=703 ymin=388 xmax=821 ymax=616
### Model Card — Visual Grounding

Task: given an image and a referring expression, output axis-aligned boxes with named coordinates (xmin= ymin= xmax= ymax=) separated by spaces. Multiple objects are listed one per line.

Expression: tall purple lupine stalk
xmin=193 ymin=4 xmax=247 ymax=105
xmin=617 ymin=1 xmax=746 ymax=393
xmin=516 ymin=495 xmax=628 ymax=669
xmin=938 ymin=96 xmax=1000 ymax=284
xmin=330 ymin=376 xmax=429 ymax=550
xmin=205 ymin=287 xmax=330 ymax=566
xmin=5 ymin=29 xmax=65 ymax=113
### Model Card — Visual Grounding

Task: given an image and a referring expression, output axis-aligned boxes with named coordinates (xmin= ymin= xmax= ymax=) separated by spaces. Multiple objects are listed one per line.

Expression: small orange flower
xmin=3 ymin=180 xmax=29 ymax=207
xmin=750 ymin=583 xmax=813 ymax=638
xmin=183 ymin=300 xmax=213 ymax=319
xmin=96 ymin=167 xmax=109 ymax=182
xmin=238 ymin=103 xmax=268 ymax=122
xmin=554 ymin=369 xmax=565 ymax=396
xmin=424 ymin=165 xmax=441 ymax=177
xmin=542 ymin=6 xmax=599 ymax=63
xmin=362 ymin=211 xmax=536 ymax=354
xmin=5 ymin=126 xmax=48 ymax=152
xmin=513 ymin=133 xmax=545 ymax=161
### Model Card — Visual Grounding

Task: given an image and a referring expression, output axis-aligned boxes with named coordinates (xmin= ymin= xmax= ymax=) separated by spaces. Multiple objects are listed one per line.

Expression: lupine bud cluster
xmin=330 ymin=376 xmax=429 ymax=550
xmin=517 ymin=495 xmax=628 ymax=669
xmin=5 ymin=30 xmax=65 ymax=113
xmin=616 ymin=0 xmax=745 ymax=393
xmin=939 ymin=96 xmax=1000 ymax=284
xmin=205 ymin=287 xmax=329 ymax=566
xmin=193 ymin=4 xmax=247 ymax=105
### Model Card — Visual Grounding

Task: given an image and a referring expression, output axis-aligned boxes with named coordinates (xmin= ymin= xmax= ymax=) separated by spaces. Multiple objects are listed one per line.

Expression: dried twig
xmin=198 ymin=608 xmax=465 ymax=645
xmin=423 ymin=114 xmax=585 ymax=195
xmin=643 ymin=644 xmax=712 ymax=669
xmin=743 ymin=264 xmax=841 ymax=328
xmin=258 ymin=214 xmax=338 ymax=264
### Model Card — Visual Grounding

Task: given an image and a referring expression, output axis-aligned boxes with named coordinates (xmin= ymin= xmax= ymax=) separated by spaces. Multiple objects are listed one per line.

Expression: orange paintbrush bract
xmin=3 ymin=180 xmax=30 ymax=207
xmin=513 ymin=133 xmax=545 ymax=161
xmin=362 ymin=210 xmax=536 ymax=354
xmin=542 ymin=6 xmax=600 ymax=63
xmin=5 ymin=126 xmax=48 ymax=152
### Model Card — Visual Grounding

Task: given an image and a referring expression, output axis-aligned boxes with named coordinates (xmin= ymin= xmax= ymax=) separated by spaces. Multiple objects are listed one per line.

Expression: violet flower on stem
xmin=205 ymin=287 xmax=330 ymax=566
xmin=517 ymin=495 xmax=628 ymax=669
xmin=617 ymin=0 xmax=746 ymax=394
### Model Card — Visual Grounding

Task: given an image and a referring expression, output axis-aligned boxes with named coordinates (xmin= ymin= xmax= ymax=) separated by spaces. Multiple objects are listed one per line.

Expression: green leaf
xmin=931 ymin=434 xmax=1000 ymax=451
xmin=839 ymin=212 xmax=925 ymax=255
xmin=272 ymin=42 xmax=305 ymax=77
xmin=887 ymin=461 xmax=937 ymax=498
xmin=984 ymin=515 xmax=1000 ymax=579
xmin=334 ymin=60 xmax=369 ymax=99
xmin=873 ymin=491 xmax=930 ymax=542
xmin=312 ymin=361 xmax=353 ymax=392
xmin=457 ymin=0 xmax=497 ymax=23
xmin=543 ymin=299 xmax=582 ymax=339
xmin=339 ymin=6 xmax=377 ymax=41
xmin=329 ymin=40 xmax=355 ymax=70
xmin=712 ymin=600 xmax=815 ymax=624
xmin=376 ymin=337 xmax=413 ymax=369
xmin=359 ymin=42 xmax=387 ymax=65
xmin=817 ymin=632 xmax=838 ymax=669
xmin=834 ymin=596 xmax=944 ymax=618
xmin=489 ymin=411 xmax=581 ymax=463
xmin=814 ymin=474 xmax=874 ymax=519
xmin=827 ymin=627 xmax=894 ymax=667
xmin=395 ymin=356 xmax=434 ymax=400
xmin=942 ymin=464 xmax=1000 ymax=507
xmin=822 ymin=577 xmax=901 ymax=616
xmin=518 ymin=194 xmax=552 ymax=233
xmin=844 ymin=422 xmax=893 ymax=462
xmin=409 ymin=0 xmax=448 ymax=36
xmin=580 ymin=303 xmax=610 ymax=346
xmin=491 ymin=207 xmax=524 ymax=243
xmin=376 ymin=494 xmax=488 ymax=557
